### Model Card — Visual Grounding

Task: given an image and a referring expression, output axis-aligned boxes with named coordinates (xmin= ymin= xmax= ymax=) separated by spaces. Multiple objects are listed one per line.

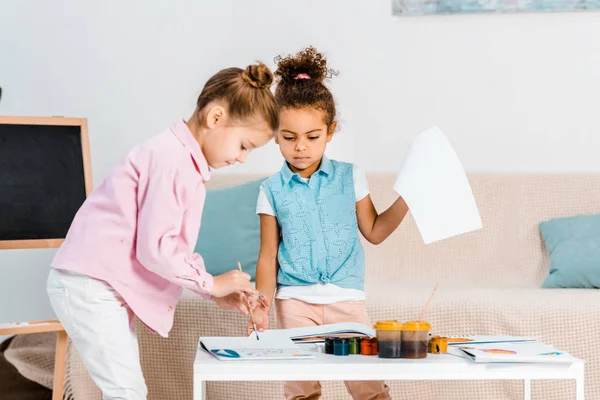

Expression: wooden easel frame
xmin=0 ymin=116 xmax=93 ymax=400
xmin=0 ymin=116 xmax=93 ymax=249
xmin=0 ymin=321 xmax=67 ymax=400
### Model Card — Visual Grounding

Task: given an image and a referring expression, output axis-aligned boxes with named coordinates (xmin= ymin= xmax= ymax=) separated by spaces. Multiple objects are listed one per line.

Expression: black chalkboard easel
xmin=0 ymin=116 xmax=92 ymax=249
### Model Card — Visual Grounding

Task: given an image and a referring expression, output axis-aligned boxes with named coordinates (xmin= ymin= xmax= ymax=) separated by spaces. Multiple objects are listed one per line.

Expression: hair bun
xmin=241 ymin=63 xmax=274 ymax=89
xmin=275 ymin=46 xmax=337 ymax=85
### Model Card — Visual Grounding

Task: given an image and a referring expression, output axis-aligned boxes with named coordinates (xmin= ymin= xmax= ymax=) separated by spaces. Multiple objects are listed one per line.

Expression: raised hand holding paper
xmin=394 ymin=127 xmax=482 ymax=244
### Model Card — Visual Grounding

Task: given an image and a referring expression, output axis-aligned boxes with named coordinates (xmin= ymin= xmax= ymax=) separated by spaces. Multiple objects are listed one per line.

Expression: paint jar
xmin=348 ymin=337 xmax=361 ymax=354
xmin=374 ymin=320 xmax=403 ymax=358
xmin=325 ymin=337 xmax=335 ymax=355
xmin=428 ymin=336 xmax=448 ymax=354
xmin=401 ymin=321 xmax=431 ymax=359
xmin=333 ymin=338 xmax=349 ymax=356
xmin=360 ymin=338 xmax=378 ymax=356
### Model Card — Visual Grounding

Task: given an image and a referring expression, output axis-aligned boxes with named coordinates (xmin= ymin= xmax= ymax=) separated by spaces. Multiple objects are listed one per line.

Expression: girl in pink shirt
xmin=46 ymin=62 xmax=278 ymax=400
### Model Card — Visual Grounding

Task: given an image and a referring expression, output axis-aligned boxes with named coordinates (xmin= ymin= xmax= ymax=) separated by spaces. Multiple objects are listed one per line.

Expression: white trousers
xmin=47 ymin=268 xmax=148 ymax=400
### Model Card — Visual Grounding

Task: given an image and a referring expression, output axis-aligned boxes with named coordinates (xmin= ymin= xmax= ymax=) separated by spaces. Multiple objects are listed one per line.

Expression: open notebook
xmin=280 ymin=322 xmax=375 ymax=343
xmin=445 ymin=335 xmax=538 ymax=345
xmin=454 ymin=341 xmax=576 ymax=364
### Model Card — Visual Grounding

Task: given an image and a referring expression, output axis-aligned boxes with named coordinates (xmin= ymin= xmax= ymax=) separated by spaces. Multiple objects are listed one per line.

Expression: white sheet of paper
xmin=199 ymin=330 xmax=315 ymax=360
xmin=203 ymin=330 xmax=297 ymax=350
xmin=394 ymin=126 xmax=482 ymax=244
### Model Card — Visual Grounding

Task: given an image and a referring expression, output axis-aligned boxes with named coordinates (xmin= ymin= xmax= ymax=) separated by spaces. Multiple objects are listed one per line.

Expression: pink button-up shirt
xmin=52 ymin=119 xmax=214 ymax=337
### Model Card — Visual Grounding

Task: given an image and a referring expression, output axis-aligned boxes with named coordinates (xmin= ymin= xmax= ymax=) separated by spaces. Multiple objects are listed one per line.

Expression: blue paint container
xmin=333 ymin=338 xmax=349 ymax=356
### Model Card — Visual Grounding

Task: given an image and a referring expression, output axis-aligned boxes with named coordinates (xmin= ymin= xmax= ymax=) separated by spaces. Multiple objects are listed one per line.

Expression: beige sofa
xmin=63 ymin=173 xmax=600 ymax=400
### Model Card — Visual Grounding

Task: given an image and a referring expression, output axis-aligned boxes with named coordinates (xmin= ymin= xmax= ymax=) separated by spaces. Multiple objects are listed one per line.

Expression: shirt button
xmin=168 ymin=305 xmax=173 ymax=312
xmin=320 ymin=249 xmax=324 ymax=254
xmin=202 ymin=281 xmax=206 ymax=287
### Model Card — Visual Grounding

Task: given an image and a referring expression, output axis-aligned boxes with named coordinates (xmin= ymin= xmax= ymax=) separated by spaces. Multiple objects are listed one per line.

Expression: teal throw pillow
xmin=195 ymin=178 xmax=266 ymax=280
xmin=540 ymin=214 xmax=600 ymax=289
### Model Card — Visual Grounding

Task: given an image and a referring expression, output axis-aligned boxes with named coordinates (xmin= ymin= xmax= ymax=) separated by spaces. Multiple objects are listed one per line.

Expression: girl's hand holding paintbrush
xmin=236 ymin=262 xmax=269 ymax=339
xmin=212 ymin=292 xmax=264 ymax=314
xmin=247 ymin=296 xmax=270 ymax=335
xmin=210 ymin=269 xmax=263 ymax=314
xmin=210 ymin=269 xmax=255 ymax=298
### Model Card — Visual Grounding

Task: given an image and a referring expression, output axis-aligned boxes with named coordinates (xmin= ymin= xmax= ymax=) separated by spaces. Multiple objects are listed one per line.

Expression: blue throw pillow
xmin=540 ymin=214 xmax=600 ymax=289
xmin=195 ymin=178 xmax=266 ymax=280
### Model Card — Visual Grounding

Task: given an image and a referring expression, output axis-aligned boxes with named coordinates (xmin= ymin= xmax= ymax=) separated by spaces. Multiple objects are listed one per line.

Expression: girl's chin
xmin=210 ymin=161 xmax=232 ymax=169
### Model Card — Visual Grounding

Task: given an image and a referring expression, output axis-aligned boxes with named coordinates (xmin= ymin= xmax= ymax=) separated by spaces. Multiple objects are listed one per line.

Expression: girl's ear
xmin=327 ymin=121 xmax=337 ymax=142
xmin=274 ymin=130 xmax=280 ymax=144
xmin=205 ymin=105 xmax=226 ymax=129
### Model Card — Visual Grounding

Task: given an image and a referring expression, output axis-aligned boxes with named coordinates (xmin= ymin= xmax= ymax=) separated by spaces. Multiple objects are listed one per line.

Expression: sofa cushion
xmin=540 ymin=214 xmax=600 ymax=289
xmin=195 ymin=178 xmax=266 ymax=280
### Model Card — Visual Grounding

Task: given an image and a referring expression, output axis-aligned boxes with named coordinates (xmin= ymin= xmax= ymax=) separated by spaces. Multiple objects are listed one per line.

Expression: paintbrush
xmin=238 ymin=261 xmax=259 ymax=340
xmin=418 ymin=282 xmax=439 ymax=322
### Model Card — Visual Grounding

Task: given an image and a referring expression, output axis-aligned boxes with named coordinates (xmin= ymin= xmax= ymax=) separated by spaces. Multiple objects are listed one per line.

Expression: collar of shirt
xmin=170 ymin=118 xmax=211 ymax=181
xmin=280 ymin=155 xmax=333 ymax=185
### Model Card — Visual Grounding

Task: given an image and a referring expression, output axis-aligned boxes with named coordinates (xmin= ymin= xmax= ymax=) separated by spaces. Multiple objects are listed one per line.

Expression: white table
xmin=193 ymin=350 xmax=584 ymax=400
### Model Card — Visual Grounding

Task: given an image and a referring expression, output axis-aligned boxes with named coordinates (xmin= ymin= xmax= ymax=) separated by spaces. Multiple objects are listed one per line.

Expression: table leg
xmin=523 ymin=379 xmax=531 ymax=400
xmin=193 ymin=378 xmax=207 ymax=400
xmin=52 ymin=330 xmax=68 ymax=400
xmin=576 ymin=376 xmax=584 ymax=400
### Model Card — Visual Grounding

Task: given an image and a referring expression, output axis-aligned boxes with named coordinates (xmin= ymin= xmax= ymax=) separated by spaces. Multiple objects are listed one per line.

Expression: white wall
xmin=1 ymin=0 xmax=599 ymax=322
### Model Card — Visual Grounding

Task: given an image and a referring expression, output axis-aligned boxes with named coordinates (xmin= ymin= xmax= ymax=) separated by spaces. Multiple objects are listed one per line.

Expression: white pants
xmin=47 ymin=268 xmax=148 ymax=400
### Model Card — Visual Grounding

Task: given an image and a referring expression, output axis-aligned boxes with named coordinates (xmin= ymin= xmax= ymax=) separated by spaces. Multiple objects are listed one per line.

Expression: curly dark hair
xmin=273 ymin=46 xmax=339 ymax=127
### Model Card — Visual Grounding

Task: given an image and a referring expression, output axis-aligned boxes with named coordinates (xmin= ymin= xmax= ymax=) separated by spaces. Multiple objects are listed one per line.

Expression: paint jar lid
xmin=401 ymin=320 xmax=431 ymax=331
xmin=373 ymin=320 xmax=403 ymax=331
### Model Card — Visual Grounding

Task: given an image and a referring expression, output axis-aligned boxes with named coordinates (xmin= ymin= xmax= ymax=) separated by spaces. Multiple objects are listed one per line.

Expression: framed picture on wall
xmin=392 ymin=0 xmax=600 ymax=15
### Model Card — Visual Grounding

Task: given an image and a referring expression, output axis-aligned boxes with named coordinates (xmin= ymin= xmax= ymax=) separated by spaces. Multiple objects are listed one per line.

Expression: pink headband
xmin=294 ymin=73 xmax=311 ymax=80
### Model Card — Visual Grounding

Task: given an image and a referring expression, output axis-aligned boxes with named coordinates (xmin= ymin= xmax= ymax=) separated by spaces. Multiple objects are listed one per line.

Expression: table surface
xmin=194 ymin=349 xmax=585 ymax=382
